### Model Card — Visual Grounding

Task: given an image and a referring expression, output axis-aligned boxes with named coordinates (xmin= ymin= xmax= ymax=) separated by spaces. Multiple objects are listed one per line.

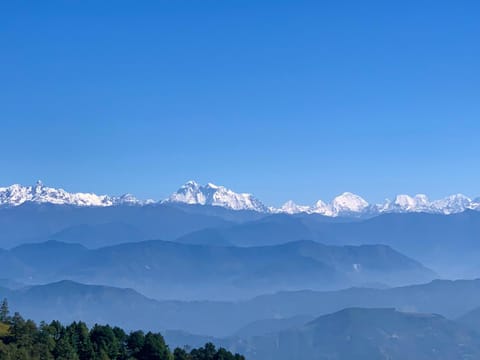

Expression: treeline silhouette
xmin=0 ymin=299 xmax=244 ymax=360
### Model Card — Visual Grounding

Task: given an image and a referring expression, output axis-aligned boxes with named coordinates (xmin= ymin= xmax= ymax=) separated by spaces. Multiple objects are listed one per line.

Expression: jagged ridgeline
xmin=0 ymin=299 xmax=244 ymax=360
xmin=1 ymin=180 xmax=479 ymax=216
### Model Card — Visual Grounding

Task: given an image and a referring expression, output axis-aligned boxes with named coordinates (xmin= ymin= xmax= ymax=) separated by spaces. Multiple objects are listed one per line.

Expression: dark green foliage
xmin=0 ymin=310 xmax=244 ymax=360
xmin=188 ymin=343 xmax=244 ymax=360
xmin=127 ymin=330 xmax=145 ymax=358
xmin=173 ymin=348 xmax=189 ymax=360
xmin=90 ymin=324 xmax=123 ymax=359
xmin=136 ymin=332 xmax=170 ymax=360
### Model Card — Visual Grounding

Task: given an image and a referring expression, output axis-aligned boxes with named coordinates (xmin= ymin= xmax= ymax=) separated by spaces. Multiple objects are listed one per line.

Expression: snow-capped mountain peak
xmin=381 ymin=193 xmax=478 ymax=215
xmin=278 ymin=193 xmax=370 ymax=217
xmin=430 ymin=194 xmax=472 ymax=214
xmin=331 ymin=192 xmax=369 ymax=215
xmin=165 ymin=181 xmax=268 ymax=212
xmin=1 ymin=180 xmax=479 ymax=217
xmin=309 ymin=199 xmax=331 ymax=215
xmin=113 ymin=193 xmax=154 ymax=205
xmin=381 ymin=194 xmax=430 ymax=213
xmin=168 ymin=180 xmax=206 ymax=205
xmin=0 ymin=181 xmax=144 ymax=207
xmin=275 ymin=191 xmax=480 ymax=217
xmin=279 ymin=200 xmax=311 ymax=214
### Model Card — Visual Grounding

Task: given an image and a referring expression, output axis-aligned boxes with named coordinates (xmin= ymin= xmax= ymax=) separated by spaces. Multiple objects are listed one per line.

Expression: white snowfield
xmin=0 ymin=180 xmax=479 ymax=217
xmin=0 ymin=181 xmax=152 ymax=207
xmin=278 ymin=193 xmax=480 ymax=216
xmin=164 ymin=181 xmax=268 ymax=212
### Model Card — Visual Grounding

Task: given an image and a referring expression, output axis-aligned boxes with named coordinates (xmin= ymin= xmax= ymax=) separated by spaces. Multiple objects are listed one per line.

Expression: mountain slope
xmin=179 ymin=211 xmax=480 ymax=276
xmin=2 ymin=202 xmax=479 ymax=278
xmin=0 ymin=280 xmax=250 ymax=336
xmin=48 ymin=222 xmax=147 ymax=248
xmin=6 ymin=239 xmax=434 ymax=300
xmin=0 ymin=202 xmax=233 ymax=248
xmin=233 ymin=314 xmax=315 ymax=337
xmin=176 ymin=214 xmax=317 ymax=247
xmin=244 ymin=279 xmax=480 ymax=321
xmin=4 ymin=279 xmax=480 ymax=338
xmin=312 ymin=210 xmax=480 ymax=275
xmin=0 ymin=280 xmax=184 ymax=332
xmin=457 ymin=307 xmax=480 ymax=334
xmin=176 ymin=211 xmax=480 ymax=271
xmin=11 ymin=240 xmax=89 ymax=274
xmin=236 ymin=308 xmax=480 ymax=360
xmin=5 ymin=283 xmax=480 ymax=360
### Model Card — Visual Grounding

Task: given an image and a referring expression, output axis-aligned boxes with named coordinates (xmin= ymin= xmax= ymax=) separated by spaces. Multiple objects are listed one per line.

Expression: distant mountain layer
xmin=1 ymin=239 xmax=434 ymax=300
xmin=1 ymin=203 xmax=479 ymax=278
xmin=4 ymin=280 xmax=480 ymax=360
xmin=2 ymin=279 xmax=480 ymax=337
xmin=176 ymin=210 xmax=480 ymax=277
xmin=458 ymin=306 xmax=480 ymax=333
xmin=4 ymin=279 xmax=480 ymax=341
xmin=232 ymin=308 xmax=480 ymax=360
xmin=1 ymin=180 xmax=479 ymax=216
xmin=0 ymin=202 xmax=232 ymax=248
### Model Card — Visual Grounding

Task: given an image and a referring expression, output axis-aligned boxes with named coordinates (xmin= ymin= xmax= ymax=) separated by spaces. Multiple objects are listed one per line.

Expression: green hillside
xmin=0 ymin=305 xmax=244 ymax=360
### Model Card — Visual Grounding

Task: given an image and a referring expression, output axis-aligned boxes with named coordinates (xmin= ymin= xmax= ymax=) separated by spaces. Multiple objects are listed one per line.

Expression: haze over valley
xmin=2 ymin=1 xmax=479 ymax=358
xmin=1 ymin=180 xmax=480 ymax=358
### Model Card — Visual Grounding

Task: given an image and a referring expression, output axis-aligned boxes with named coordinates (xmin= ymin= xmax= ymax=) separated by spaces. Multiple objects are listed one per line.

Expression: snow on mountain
xmin=378 ymin=193 xmax=476 ymax=215
xmin=472 ymin=198 xmax=480 ymax=210
xmin=331 ymin=192 xmax=370 ymax=215
xmin=309 ymin=199 xmax=331 ymax=215
xmin=380 ymin=194 xmax=431 ymax=213
xmin=0 ymin=181 xmax=145 ymax=207
xmin=277 ymin=192 xmax=480 ymax=217
xmin=164 ymin=181 xmax=268 ymax=212
xmin=429 ymin=194 xmax=473 ymax=214
xmin=278 ymin=193 xmax=370 ymax=217
xmin=0 ymin=180 xmax=479 ymax=216
xmin=278 ymin=200 xmax=311 ymax=214
xmin=112 ymin=193 xmax=155 ymax=206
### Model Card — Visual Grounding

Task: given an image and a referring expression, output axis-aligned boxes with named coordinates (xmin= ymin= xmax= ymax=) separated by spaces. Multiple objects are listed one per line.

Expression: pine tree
xmin=53 ymin=336 xmax=80 ymax=360
xmin=173 ymin=347 xmax=190 ymax=360
xmin=0 ymin=310 xmax=243 ymax=360
xmin=0 ymin=299 xmax=9 ymax=322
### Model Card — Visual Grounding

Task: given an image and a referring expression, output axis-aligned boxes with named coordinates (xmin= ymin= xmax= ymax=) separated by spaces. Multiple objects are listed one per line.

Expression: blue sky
xmin=1 ymin=0 xmax=479 ymax=206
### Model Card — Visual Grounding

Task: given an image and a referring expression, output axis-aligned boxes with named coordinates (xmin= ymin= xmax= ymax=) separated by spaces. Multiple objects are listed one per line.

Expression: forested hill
xmin=0 ymin=300 xmax=244 ymax=360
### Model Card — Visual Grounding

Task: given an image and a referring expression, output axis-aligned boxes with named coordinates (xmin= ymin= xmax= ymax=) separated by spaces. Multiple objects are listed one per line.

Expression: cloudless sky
xmin=1 ymin=0 xmax=479 ymax=206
